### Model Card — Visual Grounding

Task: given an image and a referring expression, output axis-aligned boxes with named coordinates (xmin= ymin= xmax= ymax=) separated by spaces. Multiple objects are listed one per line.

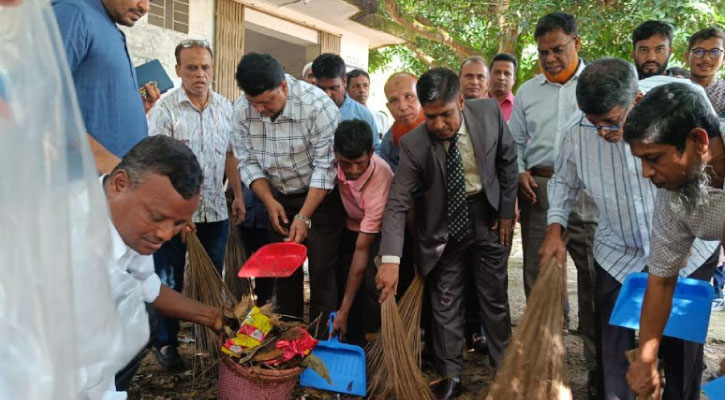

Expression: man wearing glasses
xmin=539 ymin=58 xmax=720 ymax=400
xmin=147 ymin=39 xmax=245 ymax=370
xmin=686 ymin=27 xmax=725 ymax=117
xmin=509 ymin=12 xmax=598 ymax=394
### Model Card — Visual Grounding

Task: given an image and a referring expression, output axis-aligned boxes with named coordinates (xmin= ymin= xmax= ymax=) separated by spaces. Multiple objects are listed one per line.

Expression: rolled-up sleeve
xmin=547 ymin=126 xmax=583 ymax=228
xmin=308 ymin=96 xmax=340 ymax=190
xmin=231 ymin=100 xmax=267 ymax=187
xmin=647 ymin=192 xmax=695 ymax=278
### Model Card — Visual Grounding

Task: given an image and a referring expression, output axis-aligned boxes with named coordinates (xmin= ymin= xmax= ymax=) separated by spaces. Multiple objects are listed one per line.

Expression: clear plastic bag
xmin=0 ymin=0 xmax=149 ymax=398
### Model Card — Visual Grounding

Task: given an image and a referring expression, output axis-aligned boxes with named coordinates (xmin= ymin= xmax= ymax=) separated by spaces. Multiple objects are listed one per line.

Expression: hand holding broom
xmin=626 ymin=349 xmax=660 ymax=400
xmin=539 ymin=223 xmax=568 ymax=269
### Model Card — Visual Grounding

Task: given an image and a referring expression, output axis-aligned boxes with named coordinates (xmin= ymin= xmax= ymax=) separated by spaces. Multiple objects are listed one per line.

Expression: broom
xmin=223 ymin=220 xmax=250 ymax=301
xmin=367 ymin=268 xmax=430 ymax=398
xmin=183 ymin=230 xmax=236 ymax=373
xmin=484 ymin=255 xmax=571 ymax=400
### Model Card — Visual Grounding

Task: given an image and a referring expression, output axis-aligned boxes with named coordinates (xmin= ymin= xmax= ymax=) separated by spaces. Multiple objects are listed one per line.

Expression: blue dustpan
xmin=609 ymin=272 xmax=714 ymax=343
xmin=299 ymin=312 xmax=367 ymax=396
xmin=705 ymin=376 xmax=725 ymax=399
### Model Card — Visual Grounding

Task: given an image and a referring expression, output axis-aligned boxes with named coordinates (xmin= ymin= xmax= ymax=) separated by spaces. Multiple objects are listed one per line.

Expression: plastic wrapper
xmin=266 ymin=326 xmax=318 ymax=366
xmin=0 ymin=1 xmax=149 ymax=398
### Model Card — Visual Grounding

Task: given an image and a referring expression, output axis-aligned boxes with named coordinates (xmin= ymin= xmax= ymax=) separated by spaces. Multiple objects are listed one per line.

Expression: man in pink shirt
xmin=331 ymin=119 xmax=394 ymax=341
xmin=487 ymin=53 xmax=517 ymax=122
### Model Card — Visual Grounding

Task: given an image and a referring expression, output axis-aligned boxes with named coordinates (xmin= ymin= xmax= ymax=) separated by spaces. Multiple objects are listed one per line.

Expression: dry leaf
xmin=252 ymin=348 xmax=283 ymax=362
xmin=301 ymin=354 xmax=331 ymax=384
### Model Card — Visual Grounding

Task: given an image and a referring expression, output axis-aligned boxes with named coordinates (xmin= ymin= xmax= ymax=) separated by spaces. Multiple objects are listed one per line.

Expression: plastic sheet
xmin=0 ymin=0 xmax=149 ymax=398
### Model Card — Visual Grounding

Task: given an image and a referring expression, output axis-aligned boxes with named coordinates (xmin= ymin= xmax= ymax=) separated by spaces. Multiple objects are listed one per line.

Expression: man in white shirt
xmin=105 ymin=135 xmax=224 ymax=395
xmin=148 ymin=39 xmax=244 ymax=370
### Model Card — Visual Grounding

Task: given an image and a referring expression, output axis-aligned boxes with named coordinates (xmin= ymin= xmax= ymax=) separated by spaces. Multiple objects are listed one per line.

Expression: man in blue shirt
xmin=312 ymin=53 xmax=380 ymax=152
xmin=53 ymin=0 xmax=159 ymax=173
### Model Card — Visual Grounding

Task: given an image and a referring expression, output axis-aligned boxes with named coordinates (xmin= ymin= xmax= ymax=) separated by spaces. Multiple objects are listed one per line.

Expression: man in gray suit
xmin=376 ymin=68 xmax=517 ymax=399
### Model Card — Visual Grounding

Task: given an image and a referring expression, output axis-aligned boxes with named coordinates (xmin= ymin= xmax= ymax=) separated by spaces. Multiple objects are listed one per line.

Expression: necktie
xmin=446 ymin=133 xmax=468 ymax=242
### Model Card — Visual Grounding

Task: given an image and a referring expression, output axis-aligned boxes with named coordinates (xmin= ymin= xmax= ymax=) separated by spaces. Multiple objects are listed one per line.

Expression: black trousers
xmin=427 ymin=195 xmax=512 ymax=377
xmin=270 ymin=187 xmax=346 ymax=335
xmin=594 ymin=247 xmax=719 ymax=400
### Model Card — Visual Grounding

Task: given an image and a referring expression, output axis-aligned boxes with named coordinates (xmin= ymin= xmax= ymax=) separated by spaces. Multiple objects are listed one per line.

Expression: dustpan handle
xmin=328 ymin=311 xmax=340 ymax=344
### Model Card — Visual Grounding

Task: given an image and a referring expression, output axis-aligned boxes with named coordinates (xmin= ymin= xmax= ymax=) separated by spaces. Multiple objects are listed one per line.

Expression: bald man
xmin=379 ymin=72 xmax=425 ymax=172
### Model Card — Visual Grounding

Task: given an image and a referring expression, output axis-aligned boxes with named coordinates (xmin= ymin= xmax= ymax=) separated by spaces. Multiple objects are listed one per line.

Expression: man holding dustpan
xmin=377 ymin=68 xmax=517 ymax=399
xmin=622 ymin=82 xmax=725 ymax=398
xmin=539 ymin=59 xmax=720 ymax=400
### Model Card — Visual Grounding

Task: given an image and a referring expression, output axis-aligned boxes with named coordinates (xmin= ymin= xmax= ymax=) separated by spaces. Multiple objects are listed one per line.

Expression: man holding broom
xmin=148 ymin=39 xmax=245 ymax=371
xmin=377 ymin=68 xmax=517 ymax=399
xmin=104 ymin=135 xmax=225 ymax=395
xmin=539 ymin=59 xmax=720 ymax=399
xmin=621 ymin=82 xmax=724 ymax=398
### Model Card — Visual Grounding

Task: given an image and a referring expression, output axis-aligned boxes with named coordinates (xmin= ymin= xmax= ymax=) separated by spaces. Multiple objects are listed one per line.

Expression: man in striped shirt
xmin=539 ymin=58 xmax=720 ymax=400
xmin=231 ymin=53 xmax=345 ymax=330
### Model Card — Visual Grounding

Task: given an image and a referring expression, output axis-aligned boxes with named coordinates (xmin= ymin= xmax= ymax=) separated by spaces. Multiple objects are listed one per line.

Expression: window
xmin=148 ymin=0 xmax=189 ymax=34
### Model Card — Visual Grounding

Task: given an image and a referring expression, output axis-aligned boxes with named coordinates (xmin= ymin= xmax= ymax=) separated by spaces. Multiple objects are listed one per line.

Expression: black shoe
xmin=431 ymin=378 xmax=463 ymax=400
xmin=154 ymin=345 xmax=185 ymax=371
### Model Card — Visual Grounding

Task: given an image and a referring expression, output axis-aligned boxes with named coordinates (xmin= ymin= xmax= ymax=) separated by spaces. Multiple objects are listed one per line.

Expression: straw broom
xmin=484 ymin=256 xmax=571 ymax=400
xmin=183 ymin=231 xmax=236 ymax=372
xmin=367 ymin=271 xmax=430 ymax=399
xmin=223 ymin=219 xmax=250 ymax=301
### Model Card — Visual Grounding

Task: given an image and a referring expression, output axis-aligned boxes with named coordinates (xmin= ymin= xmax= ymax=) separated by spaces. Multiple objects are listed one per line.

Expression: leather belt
xmin=530 ymin=166 xmax=554 ymax=178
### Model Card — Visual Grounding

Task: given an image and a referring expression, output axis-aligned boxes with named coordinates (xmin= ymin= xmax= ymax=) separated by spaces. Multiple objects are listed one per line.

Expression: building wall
xmin=121 ymin=0 xmax=214 ymax=90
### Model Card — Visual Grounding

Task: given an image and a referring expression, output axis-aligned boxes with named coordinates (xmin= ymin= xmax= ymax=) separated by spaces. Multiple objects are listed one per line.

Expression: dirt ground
xmin=128 ymin=227 xmax=725 ymax=399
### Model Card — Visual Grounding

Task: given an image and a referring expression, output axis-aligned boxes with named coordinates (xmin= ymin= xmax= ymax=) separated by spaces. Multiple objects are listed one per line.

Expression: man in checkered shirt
xmin=623 ymin=82 xmax=725 ymax=398
xmin=231 ymin=53 xmax=345 ymax=331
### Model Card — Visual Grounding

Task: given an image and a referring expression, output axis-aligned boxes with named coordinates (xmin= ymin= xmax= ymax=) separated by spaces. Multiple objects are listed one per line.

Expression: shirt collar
xmin=177 ymin=87 xmax=215 ymax=111
xmin=338 ymin=154 xmax=376 ymax=190
xmin=88 ymin=0 xmax=117 ymax=26
xmin=486 ymin=91 xmax=514 ymax=105
xmin=100 ymin=175 xmax=134 ymax=264
xmin=538 ymin=59 xmax=586 ymax=86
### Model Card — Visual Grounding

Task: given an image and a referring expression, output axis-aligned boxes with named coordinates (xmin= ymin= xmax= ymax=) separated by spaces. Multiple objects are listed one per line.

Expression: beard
xmin=636 ymin=61 xmax=668 ymax=79
xmin=668 ymin=163 xmax=712 ymax=218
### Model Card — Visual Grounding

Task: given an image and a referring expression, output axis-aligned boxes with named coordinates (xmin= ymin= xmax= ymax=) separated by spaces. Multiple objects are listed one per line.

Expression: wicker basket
xmin=218 ymin=356 xmax=304 ymax=400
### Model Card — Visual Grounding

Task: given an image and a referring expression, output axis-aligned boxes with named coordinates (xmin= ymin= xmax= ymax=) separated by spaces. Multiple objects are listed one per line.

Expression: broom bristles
xmin=223 ymin=221 xmax=249 ymax=302
xmin=184 ymin=231 xmax=236 ymax=373
xmin=367 ymin=273 xmax=428 ymax=398
xmin=484 ymin=257 xmax=571 ymax=400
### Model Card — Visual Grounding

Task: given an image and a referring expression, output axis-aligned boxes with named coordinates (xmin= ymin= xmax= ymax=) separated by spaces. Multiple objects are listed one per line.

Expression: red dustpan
xmin=237 ymin=242 xmax=307 ymax=278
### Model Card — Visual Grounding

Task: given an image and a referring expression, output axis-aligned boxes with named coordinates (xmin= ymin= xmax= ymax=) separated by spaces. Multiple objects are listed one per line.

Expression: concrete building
xmin=121 ymin=0 xmax=403 ymax=101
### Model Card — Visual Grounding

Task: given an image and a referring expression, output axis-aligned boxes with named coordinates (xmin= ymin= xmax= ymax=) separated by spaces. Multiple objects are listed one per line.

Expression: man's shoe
xmin=431 ymin=377 xmax=463 ymax=400
xmin=154 ymin=345 xmax=185 ymax=371
xmin=712 ymin=298 xmax=724 ymax=311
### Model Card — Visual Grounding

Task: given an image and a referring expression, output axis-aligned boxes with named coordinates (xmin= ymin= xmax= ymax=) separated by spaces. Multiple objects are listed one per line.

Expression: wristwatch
xmin=294 ymin=214 xmax=312 ymax=229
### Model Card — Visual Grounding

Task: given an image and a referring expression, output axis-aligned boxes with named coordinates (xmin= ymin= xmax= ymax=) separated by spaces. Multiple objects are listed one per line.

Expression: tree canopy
xmin=349 ymin=0 xmax=725 ymax=84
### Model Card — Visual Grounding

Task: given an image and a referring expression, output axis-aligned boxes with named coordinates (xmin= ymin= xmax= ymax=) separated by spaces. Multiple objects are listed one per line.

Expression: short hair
xmin=458 ymin=56 xmax=488 ymax=76
xmin=534 ymin=12 xmax=577 ymax=39
xmin=490 ymin=53 xmax=518 ymax=74
xmin=235 ymin=53 xmax=285 ymax=96
xmin=632 ymin=20 xmax=674 ymax=48
xmin=667 ymin=67 xmax=691 ymax=79
xmin=687 ymin=27 xmax=725 ymax=50
xmin=174 ymin=39 xmax=213 ymax=64
xmin=346 ymin=69 xmax=370 ymax=89
xmin=416 ymin=68 xmax=460 ymax=107
xmin=383 ymin=71 xmax=418 ymax=98
xmin=333 ymin=119 xmax=373 ymax=159
xmin=312 ymin=53 xmax=346 ymax=81
xmin=623 ymin=82 xmax=721 ymax=152
xmin=577 ymin=58 xmax=638 ymax=116
xmin=111 ymin=136 xmax=203 ymax=200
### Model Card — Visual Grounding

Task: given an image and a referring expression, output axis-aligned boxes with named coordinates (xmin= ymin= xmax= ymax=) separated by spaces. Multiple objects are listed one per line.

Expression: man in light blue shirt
xmin=540 ymin=58 xmax=720 ymax=400
xmin=508 ymin=13 xmax=599 ymax=391
xmin=312 ymin=53 xmax=379 ymax=152
xmin=53 ymin=0 xmax=159 ymax=173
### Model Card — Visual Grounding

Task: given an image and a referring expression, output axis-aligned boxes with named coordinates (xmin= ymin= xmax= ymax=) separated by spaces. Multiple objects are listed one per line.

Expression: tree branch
xmin=407 ymin=43 xmax=436 ymax=65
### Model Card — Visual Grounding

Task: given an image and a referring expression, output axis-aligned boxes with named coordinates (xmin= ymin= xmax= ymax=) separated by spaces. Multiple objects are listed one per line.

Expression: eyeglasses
xmin=578 ymin=109 xmax=628 ymax=133
xmin=690 ymin=47 xmax=724 ymax=59
xmin=538 ymin=37 xmax=577 ymax=59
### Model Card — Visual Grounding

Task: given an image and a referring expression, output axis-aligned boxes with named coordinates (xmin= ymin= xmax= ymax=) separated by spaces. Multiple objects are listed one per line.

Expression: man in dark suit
xmin=376 ymin=68 xmax=518 ymax=399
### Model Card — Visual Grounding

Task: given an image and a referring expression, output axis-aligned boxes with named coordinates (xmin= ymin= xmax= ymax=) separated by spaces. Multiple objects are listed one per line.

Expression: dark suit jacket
xmin=379 ymin=99 xmax=518 ymax=277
